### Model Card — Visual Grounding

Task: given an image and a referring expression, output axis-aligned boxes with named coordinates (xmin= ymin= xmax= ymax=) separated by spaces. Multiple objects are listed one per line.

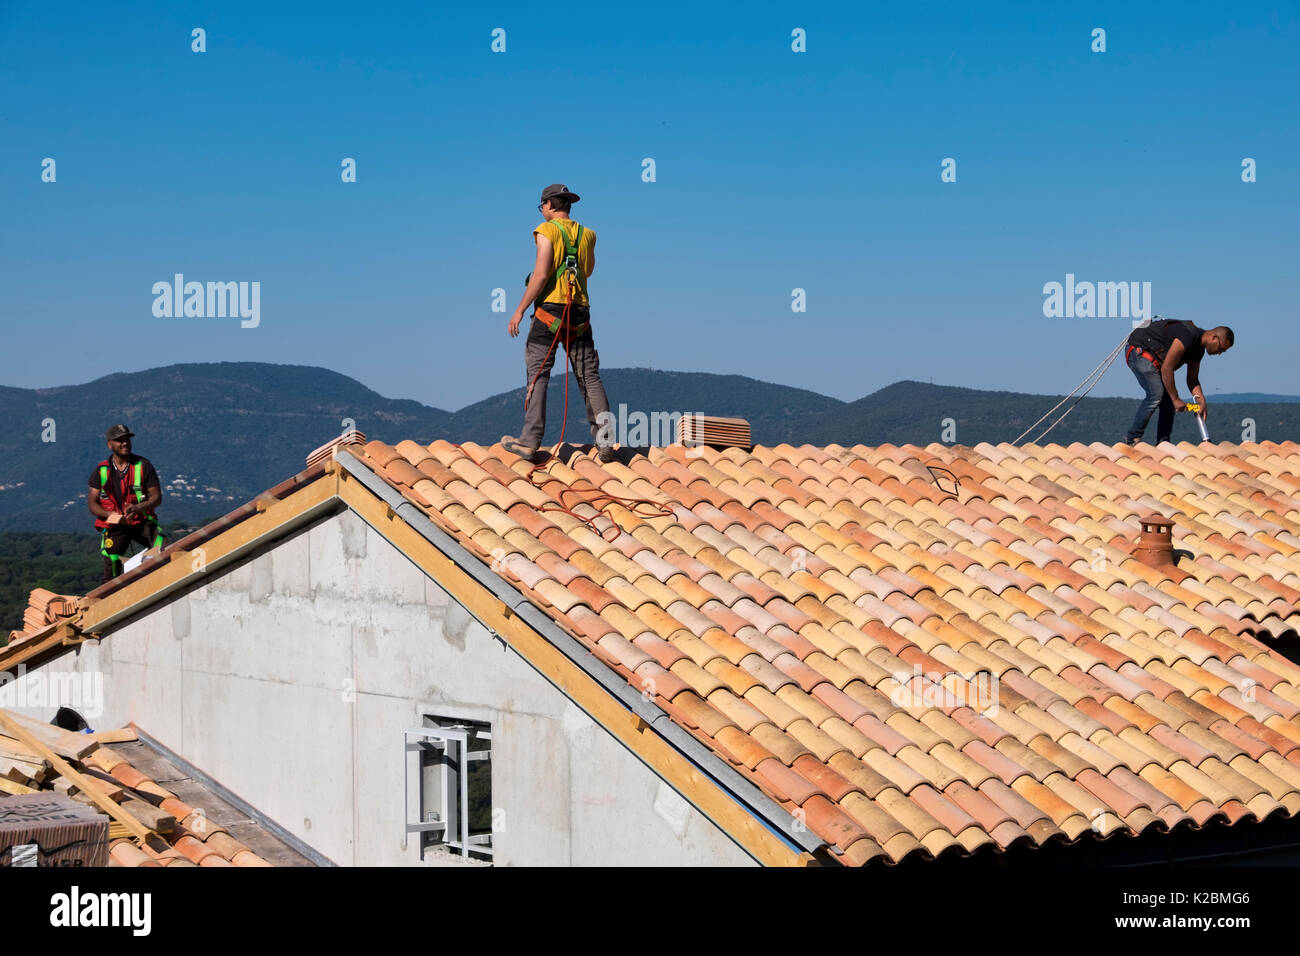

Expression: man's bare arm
xmin=125 ymin=484 xmax=163 ymax=518
xmin=518 ymin=236 xmax=552 ymax=311
xmin=1161 ymin=339 xmax=1187 ymax=411
xmin=508 ymin=234 xmax=553 ymax=336
xmin=1186 ymin=357 xmax=1206 ymax=416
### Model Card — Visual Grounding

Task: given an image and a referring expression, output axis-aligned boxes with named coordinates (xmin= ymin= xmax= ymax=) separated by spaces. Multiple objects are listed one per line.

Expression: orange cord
xmin=523 ymin=257 xmax=576 ymax=448
xmin=450 ymin=434 xmax=674 ymax=541
xmin=519 ymin=287 xmax=672 ymax=540
xmin=535 ymin=472 xmax=675 ymax=540
xmin=498 ymin=264 xmax=675 ymax=538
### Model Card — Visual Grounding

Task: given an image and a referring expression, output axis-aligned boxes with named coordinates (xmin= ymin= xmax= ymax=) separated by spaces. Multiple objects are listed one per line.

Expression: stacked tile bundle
xmin=305 ymin=429 xmax=366 ymax=469
xmin=677 ymin=414 xmax=752 ymax=451
xmin=25 ymin=588 xmax=77 ymax=629
xmin=0 ymin=709 xmax=272 ymax=868
xmin=7 ymin=588 xmax=79 ymax=648
xmin=356 ymin=435 xmax=1300 ymax=864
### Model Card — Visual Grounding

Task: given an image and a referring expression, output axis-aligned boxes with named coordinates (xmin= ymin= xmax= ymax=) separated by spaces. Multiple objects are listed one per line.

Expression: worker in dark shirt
xmin=1124 ymin=320 xmax=1234 ymax=444
xmin=87 ymin=424 xmax=164 ymax=582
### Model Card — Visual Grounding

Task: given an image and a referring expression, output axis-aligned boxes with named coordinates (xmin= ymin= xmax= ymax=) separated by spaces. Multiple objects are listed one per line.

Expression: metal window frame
xmin=405 ymin=724 xmax=493 ymax=860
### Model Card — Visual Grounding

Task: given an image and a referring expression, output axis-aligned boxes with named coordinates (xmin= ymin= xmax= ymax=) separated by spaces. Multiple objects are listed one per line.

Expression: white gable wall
xmin=57 ymin=508 xmax=757 ymax=866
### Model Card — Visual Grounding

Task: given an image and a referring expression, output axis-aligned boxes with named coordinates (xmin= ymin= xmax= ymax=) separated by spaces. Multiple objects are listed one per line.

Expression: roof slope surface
xmin=0 ymin=713 xmax=306 ymax=867
xmin=353 ymin=436 xmax=1300 ymax=865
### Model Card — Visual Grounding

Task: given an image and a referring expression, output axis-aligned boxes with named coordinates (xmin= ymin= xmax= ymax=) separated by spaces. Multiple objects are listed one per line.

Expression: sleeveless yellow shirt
xmin=534 ymin=218 xmax=596 ymax=307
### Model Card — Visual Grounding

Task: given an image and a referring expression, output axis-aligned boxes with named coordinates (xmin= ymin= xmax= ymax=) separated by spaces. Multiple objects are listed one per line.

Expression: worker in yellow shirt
xmin=503 ymin=184 xmax=615 ymax=464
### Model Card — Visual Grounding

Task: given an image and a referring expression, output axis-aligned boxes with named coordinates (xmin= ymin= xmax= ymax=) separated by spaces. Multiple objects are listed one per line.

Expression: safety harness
xmin=538 ymin=220 xmax=589 ymax=336
xmin=1126 ymin=344 xmax=1161 ymax=371
xmin=96 ymin=458 xmax=163 ymax=573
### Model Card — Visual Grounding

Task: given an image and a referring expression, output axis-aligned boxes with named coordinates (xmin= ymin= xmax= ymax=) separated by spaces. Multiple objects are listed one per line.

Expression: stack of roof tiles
xmin=677 ymin=414 xmax=752 ymax=451
xmin=353 ymin=436 xmax=1300 ymax=865
xmin=0 ymin=709 xmax=273 ymax=868
xmin=99 ymin=746 xmax=275 ymax=868
xmin=305 ymin=429 xmax=366 ymax=468
xmin=7 ymin=589 xmax=79 ymax=647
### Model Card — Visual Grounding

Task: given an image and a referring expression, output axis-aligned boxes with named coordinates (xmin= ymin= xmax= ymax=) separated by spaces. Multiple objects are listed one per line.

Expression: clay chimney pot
xmin=1133 ymin=512 xmax=1176 ymax=570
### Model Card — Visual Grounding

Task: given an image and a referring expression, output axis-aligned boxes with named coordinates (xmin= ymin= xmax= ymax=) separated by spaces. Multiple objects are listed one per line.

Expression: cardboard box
xmin=0 ymin=793 xmax=109 ymax=867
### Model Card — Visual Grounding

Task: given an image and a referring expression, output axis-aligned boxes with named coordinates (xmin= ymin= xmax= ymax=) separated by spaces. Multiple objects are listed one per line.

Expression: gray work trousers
xmin=521 ymin=307 xmax=612 ymax=448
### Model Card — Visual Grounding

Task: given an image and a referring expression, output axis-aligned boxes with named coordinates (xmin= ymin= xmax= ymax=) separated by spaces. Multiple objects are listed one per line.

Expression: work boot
xmin=501 ymin=436 xmax=546 ymax=465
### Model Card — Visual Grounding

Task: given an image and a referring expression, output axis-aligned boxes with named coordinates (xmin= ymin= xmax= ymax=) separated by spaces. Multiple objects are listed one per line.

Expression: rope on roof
xmin=1013 ymin=327 xmax=1134 ymax=445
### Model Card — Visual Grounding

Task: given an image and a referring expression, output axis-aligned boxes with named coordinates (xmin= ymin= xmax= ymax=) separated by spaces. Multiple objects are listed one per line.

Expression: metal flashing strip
xmin=133 ymin=725 xmax=336 ymax=868
xmin=333 ymin=448 xmax=824 ymax=858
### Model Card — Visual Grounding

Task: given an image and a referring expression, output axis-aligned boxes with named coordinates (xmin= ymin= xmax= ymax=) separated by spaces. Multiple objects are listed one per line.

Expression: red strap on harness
xmin=1126 ymin=344 xmax=1160 ymax=371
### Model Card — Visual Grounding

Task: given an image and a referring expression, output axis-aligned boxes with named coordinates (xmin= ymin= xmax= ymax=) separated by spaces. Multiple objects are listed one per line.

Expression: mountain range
xmin=3 ymin=362 xmax=1299 ymax=532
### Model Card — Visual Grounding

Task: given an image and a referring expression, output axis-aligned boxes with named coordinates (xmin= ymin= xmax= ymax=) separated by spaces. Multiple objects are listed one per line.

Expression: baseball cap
xmin=106 ymin=424 xmax=134 ymax=441
xmin=540 ymin=183 xmax=580 ymax=204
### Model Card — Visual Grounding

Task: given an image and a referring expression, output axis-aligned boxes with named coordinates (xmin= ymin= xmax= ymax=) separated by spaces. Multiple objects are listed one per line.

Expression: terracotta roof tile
xmin=338 ymin=438 xmax=1300 ymax=864
xmin=0 ymin=719 xmax=306 ymax=868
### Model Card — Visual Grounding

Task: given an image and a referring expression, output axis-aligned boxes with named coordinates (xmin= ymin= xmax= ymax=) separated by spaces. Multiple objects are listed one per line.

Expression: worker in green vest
xmin=503 ymin=184 xmax=615 ymax=464
xmin=87 ymin=424 xmax=164 ymax=582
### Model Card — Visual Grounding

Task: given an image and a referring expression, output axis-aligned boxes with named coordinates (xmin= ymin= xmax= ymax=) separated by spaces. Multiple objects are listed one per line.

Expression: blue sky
xmin=2 ymin=2 xmax=1296 ymax=411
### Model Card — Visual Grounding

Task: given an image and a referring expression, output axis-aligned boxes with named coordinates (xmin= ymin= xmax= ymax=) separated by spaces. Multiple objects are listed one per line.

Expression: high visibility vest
xmin=95 ymin=459 xmax=157 ymax=529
